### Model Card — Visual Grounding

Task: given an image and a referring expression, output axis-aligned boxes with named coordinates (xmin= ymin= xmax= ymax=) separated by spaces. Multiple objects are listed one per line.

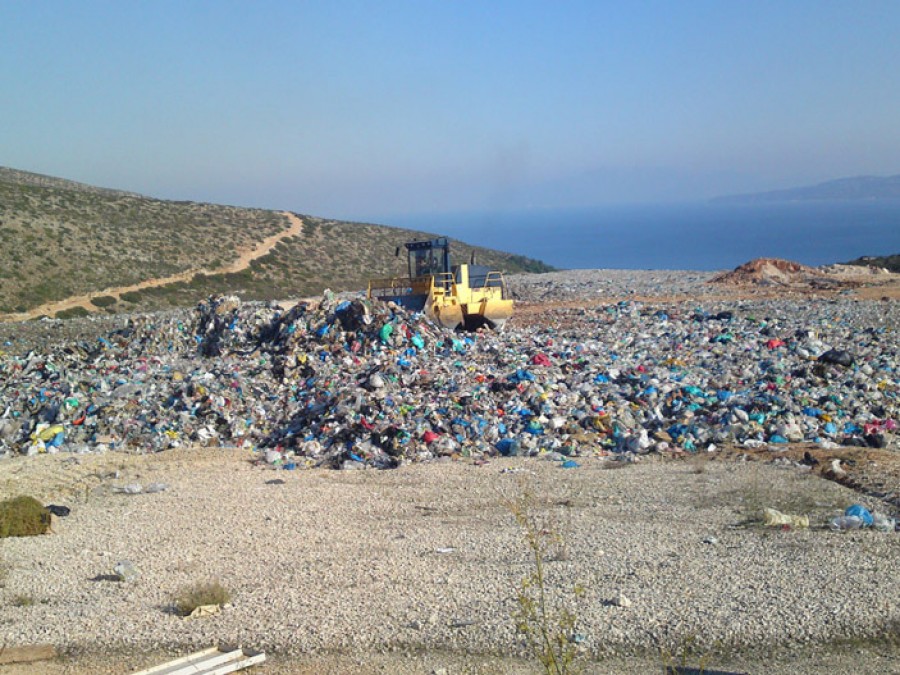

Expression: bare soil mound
xmin=710 ymin=257 xmax=839 ymax=288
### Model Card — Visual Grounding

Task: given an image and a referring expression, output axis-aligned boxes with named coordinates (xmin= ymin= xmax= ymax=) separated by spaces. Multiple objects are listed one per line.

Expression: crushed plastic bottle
xmin=872 ymin=512 xmax=897 ymax=533
xmin=830 ymin=515 xmax=864 ymax=530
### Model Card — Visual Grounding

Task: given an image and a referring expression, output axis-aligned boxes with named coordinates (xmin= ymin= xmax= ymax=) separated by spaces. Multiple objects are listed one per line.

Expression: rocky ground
xmin=1 ymin=263 xmax=899 ymax=674
xmin=1 ymin=449 xmax=899 ymax=675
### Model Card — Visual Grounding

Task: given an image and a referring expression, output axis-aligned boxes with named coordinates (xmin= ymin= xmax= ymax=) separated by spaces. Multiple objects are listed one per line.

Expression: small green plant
xmin=11 ymin=594 xmax=35 ymax=607
xmin=508 ymin=488 xmax=583 ymax=675
xmin=659 ymin=634 xmax=712 ymax=674
xmin=173 ymin=579 xmax=231 ymax=616
xmin=0 ymin=496 xmax=50 ymax=538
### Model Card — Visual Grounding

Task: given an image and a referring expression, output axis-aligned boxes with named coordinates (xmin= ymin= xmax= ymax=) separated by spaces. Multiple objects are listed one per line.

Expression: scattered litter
xmin=844 ymin=504 xmax=874 ymax=526
xmin=112 ymin=484 xmax=144 ymax=495
xmin=130 ymin=645 xmax=265 ymax=674
xmin=763 ymin=507 xmax=810 ymax=529
xmin=449 ymin=618 xmax=477 ymax=628
xmin=113 ymin=560 xmax=137 ymax=582
xmin=872 ymin=512 xmax=897 ymax=532
xmin=830 ymin=504 xmax=897 ymax=532
xmin=830 ymin=515 xmax=865 ymax=531
xmin=185 ymin=604 xmax=221 ymax=619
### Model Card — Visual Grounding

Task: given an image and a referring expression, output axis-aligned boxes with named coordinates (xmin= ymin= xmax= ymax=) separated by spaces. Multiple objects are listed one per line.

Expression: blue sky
xmin=3 ymin=1 xmax=899 ymax=220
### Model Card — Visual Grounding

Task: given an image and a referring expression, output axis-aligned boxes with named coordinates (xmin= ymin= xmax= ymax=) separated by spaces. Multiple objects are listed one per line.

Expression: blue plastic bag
xmin=845 ymin=504 xmax=873 ymax=527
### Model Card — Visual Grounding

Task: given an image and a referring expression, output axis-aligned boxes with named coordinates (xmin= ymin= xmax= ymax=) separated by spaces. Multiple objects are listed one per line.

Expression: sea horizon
xmin=380 ymin=200 xmax=900 ymax=271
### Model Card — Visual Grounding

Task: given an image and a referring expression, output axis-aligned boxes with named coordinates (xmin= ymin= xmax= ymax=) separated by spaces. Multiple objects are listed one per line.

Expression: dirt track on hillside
xmin=0 ymin=212 xmax=304 ymax=322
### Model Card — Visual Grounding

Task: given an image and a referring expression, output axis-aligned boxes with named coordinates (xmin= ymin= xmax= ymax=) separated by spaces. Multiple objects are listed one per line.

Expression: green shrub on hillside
xmin=90 ymin=295 xmax=117 ymax=308
xmin=55 ymin=306 xmax=90 ymax=320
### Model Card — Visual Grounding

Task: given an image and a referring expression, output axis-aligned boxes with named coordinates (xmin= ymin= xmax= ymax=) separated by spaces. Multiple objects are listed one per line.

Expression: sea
xmin=382 ymin=201 xmax=900 ymax=271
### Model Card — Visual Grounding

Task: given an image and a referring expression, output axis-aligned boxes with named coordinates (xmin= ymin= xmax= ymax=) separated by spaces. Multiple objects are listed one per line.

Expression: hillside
xmin=0 ymin=167 xmax=552 ymax=318
xmin=712 ymin=174 xmax=900 ymax=204
xmin=845 ymin=253 xmax=900 ymax=273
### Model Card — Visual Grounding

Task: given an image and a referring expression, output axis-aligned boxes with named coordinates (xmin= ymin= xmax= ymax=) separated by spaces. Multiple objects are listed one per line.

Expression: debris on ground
xmin=130 ymin=645 xmax=265 ymax=674
xmin=763 ymin=507 xmax=810 ymax=528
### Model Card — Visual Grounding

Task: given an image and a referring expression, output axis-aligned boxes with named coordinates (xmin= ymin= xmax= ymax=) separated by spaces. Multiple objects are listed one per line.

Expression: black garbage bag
xmin=335 ymin=300 xmax=369 ymax=332
xmin=818 ymin=349 xmax=854 ymax=367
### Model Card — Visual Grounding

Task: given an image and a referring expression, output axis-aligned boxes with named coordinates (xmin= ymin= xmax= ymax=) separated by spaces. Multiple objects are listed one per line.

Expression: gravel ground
xmin=2 ymin=448 xmax=899 ymax=673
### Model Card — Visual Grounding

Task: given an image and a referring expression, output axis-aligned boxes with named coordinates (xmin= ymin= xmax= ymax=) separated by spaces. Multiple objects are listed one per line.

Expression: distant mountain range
xmin=713 ymin=174 xmax=900 ymax=204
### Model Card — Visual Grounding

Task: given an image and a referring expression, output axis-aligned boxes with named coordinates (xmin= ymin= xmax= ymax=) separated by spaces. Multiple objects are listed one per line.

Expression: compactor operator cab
xmin=400 ymin=237 xmax=451 ymax=280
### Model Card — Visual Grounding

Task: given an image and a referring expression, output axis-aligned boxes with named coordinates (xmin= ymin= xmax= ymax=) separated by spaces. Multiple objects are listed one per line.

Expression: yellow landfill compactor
xmin=367 ymin=237 xmax=513 ymax=331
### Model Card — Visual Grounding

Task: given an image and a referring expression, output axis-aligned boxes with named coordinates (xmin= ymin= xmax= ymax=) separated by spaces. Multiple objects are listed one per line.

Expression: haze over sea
xmin=385 ymin=201 xmax=900 ymax=272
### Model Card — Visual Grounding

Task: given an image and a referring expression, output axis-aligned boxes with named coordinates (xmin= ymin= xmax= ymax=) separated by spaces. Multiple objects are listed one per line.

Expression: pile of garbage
xmin=0 ymin=291 xmax=897 ymax=469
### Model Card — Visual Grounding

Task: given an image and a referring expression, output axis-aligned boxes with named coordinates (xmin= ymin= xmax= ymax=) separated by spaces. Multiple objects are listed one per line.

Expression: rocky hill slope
xmin=0 ymin=167 xmax=551 ymax=318
xmin=845 ymin=253 xmax=900 ymax=273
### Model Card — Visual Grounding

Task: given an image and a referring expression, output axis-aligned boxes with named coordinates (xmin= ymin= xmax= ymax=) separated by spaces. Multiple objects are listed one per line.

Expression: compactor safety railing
xmin=367 ymin=277 xmax=417 ymax=299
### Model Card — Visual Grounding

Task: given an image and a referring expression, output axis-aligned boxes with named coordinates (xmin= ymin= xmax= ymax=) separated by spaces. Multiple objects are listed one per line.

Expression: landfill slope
xmin=3 ymin=269 xmax=897 ymax=463
xmin=0 ymin=269 xmax=898 ymax=475
xmin=0 ymin=268 xmax=899 ymax=672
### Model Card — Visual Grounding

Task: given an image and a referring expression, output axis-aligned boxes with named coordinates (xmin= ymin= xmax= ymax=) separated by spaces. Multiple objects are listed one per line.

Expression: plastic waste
xmin=818 ymin=349 xmax=854 ymax=367
xmin=872 ymin=513 xmax=897 ymax=533
xmin=0 ymin=286 xmax=895 ymax=471
xmin=845 ymin=504 xmax=873 ymax=527
xmin=113 ymin=560 xmax=137 ymax=582
xmin=495 ymin=438 xmax=519 ymax=456
xmin=763 ymin=507 xmax=809 ymax=528
xmin=830 ymin=515 xmax=864 ymax=530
